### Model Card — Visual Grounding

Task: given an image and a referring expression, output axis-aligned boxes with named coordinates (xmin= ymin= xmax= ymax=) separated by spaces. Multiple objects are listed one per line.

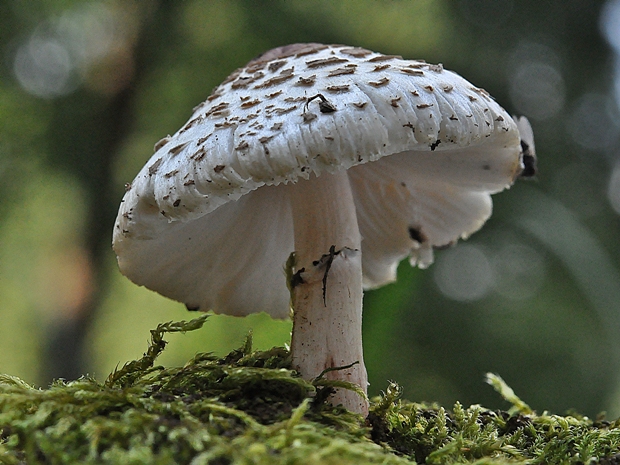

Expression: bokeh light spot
xmin=567 ymin=93 xmax=620 ymax=152
xmin=14 ymin=35 xmax=76 ymax=98
xmin=492 ymin=242 xmax=546 ymax=301
xmin=607 ymin=161 xmax=620 ymax=215
xmin=601 ymin=0 xmax=620 ymax=55
xmin=433 ymin=244 xmax=493 ymax=302
xmin=12 ymin=2 xmax=133 ymax=98
xmin=509 ymin=62 xmax=565 ymax=121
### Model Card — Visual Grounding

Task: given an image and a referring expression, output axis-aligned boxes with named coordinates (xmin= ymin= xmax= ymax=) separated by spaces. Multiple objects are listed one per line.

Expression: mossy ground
xmin=1 ymin=315 xmax=619 ymax=464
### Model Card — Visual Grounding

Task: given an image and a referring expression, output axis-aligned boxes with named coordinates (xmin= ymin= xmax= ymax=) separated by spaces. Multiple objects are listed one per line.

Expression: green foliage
xmin=1 ymin=316 xmax=620 ymax=464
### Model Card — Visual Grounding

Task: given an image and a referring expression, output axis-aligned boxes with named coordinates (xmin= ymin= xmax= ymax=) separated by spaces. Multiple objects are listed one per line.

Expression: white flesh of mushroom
xmin=113 ymin=44 xmax=530 ymax=416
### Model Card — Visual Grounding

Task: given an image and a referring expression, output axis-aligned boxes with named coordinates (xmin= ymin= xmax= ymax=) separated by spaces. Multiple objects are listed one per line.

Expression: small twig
xmin=305 ymin=93 xmax=337 ymax=113
xmin=313 ymin=245 xmax=338 ymax=306
xmin=313 ymin=360 xmax=360 ymax=382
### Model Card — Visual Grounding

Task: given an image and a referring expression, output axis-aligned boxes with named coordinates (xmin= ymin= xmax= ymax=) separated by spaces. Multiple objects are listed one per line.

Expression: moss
xmin=1 ymin=315 xmax=619 ymax=464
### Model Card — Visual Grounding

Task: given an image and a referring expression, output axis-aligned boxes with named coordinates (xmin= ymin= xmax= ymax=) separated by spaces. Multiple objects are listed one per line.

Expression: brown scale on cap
xmin=368 ymin=77 xmax=390 ymax=87
xmin=339 ymin=47 xmax=373 ymax=58
xmin=154 ymin=136 xmax=170 ymax=152
xmin=168 ymin=142 xmax=189 ymax=156
xmin=249 ymin=43 xmax=329 ymax=65
xmin=328 ymin=67 xmax=356 ymax=77
xmin=240 ymin=99 xmax=261 ymax=109
xmin=284 ymin=96 xmax=308 ymax=103
xmin=306 ymin=57 xmax=349 ymax=69
xmin=326 ymin=85 xmax=351 ymax=93
xmin=148 ymin=158 xmax=163 ymax=176
xmin=254 ymin=70 xmax=296 ymax=89
xmin=267 ymin=60 xmax=287 ymax=72
xmin=400 ymin=68 xmax=425 ymax=76
xmin=231 ymin=73 xmax=264 ymax=90
xmin=297 ymin=75 xmax=316 ymax=86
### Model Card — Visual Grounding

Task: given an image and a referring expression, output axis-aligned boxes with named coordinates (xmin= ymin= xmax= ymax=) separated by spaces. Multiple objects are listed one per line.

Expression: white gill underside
xmin=114 ymin=146 xmax=511 ymax=319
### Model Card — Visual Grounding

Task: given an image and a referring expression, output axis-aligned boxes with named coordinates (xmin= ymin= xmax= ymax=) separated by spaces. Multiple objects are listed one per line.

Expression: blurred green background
xmin=2 ymin=0 xmax=620 ymax=417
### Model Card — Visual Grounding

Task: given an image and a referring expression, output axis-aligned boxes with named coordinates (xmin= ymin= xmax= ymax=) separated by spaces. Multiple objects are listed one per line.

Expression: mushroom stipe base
xmin=2 ymin=315 xmax=619 ymax=464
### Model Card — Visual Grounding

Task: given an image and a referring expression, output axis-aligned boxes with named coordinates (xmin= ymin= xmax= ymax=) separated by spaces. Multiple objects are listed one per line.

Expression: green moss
xmin=1 ymin=315 xmax=620 ymax=464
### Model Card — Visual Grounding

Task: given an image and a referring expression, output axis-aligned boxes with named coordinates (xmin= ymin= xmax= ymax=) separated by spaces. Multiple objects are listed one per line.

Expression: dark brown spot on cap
xmin=204 ymin=102 xmax=230 ymax=118
xmin=284 ymin=96 xmax=308 ymax=103
xmin=164 ymin=169 xmax=179 ymax=178
xmin=306 ymin=57 xmax=348 ymax=68
xmin=369 ymin=77 xmax=390 ymax=87
xmin=231 ymin=72 xmax=265 ymax=89
xmin=247 ymin=44 xmax=328 ymax=66
xmin=169 ymin=142 xmax=189 ymax=156
xmin=326 ymin=85 xmax=350 ymax=93
xmin=198 ymin=135 xmax=211 ymax=145
xmin=148 ymin=158 xmax=163 ymax=176
xmin=368 ymin=54 xmax=402 ymax=62
xmin=339 ymin=47 xmax=373 ymax=58
xmin=191 ymin=147 xmax=207 ymax=161
xmin=154 ymin=137 xmax=171 ymax=151
xmin=268 ymin=60 xmax=287 ymax=72
xmin=254 ymin=72 xmax=295 ymax=89
xmin=272 ymin=106 xmax=297 ymax=115
xmin=241 ymin=99 xmax=261 ymax=108
xmin=400 ymin=68 xmax=424 ymax=76
xmin=297 ymin=75 xmax=316 ymax=86
xmin=328 ymin=67 xmax=356 ymax=77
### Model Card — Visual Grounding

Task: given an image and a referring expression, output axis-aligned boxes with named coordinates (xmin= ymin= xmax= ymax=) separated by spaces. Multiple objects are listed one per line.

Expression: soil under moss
xmin=1 ymin=315 xmax=619 ymax=464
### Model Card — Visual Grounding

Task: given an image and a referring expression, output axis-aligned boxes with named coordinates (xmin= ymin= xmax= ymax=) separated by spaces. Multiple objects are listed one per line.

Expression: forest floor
xmin=1 ymin=315 xmax=619 ymax=464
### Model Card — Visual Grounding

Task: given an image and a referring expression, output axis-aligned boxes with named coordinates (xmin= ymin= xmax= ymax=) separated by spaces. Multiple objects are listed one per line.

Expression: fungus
xmin=113 ymin=43 xmax=535 ymax=416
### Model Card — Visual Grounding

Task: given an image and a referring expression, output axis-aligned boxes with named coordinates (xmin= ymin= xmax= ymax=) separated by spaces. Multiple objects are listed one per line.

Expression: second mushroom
xmin=113 ymin=43 xmax=536 ymax=416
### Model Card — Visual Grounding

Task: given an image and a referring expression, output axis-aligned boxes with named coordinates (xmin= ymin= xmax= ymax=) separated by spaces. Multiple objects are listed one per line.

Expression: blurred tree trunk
xmin=41 ymin=0 xmax=182 ymax=383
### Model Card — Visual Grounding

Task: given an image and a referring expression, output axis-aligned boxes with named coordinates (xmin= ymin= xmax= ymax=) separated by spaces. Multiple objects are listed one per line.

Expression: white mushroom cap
xmin=113 ymin=43 xmax=526 ymax=318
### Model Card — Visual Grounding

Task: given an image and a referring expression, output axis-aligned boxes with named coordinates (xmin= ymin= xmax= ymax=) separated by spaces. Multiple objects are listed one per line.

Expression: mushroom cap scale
xmin=113 ymin=43 xmax=526 ymax=318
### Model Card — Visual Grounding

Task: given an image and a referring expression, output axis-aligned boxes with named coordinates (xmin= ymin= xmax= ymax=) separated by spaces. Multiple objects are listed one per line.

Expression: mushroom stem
xmin=289 ymin=170 xmax=369 ymax=416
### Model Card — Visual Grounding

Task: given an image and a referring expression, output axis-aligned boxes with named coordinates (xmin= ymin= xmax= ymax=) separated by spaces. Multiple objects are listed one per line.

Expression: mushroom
xmin=113 ymin=43 xmax=535 ymax=416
